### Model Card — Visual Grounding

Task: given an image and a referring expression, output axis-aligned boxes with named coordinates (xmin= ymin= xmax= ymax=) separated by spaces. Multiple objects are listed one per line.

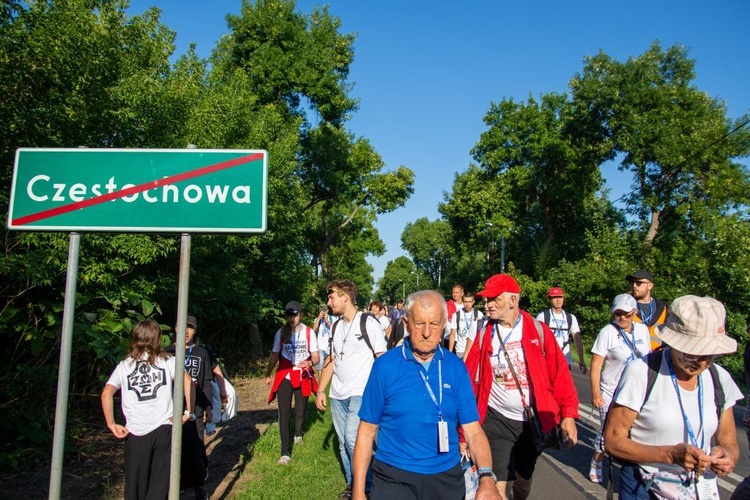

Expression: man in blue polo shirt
xmin=352 ymin=290 xmax=501 ymax=500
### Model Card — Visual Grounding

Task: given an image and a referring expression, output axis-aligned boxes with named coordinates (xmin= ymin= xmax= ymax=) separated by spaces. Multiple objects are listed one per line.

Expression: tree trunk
xmin=644 ymin=209 xmax=660 ymax=248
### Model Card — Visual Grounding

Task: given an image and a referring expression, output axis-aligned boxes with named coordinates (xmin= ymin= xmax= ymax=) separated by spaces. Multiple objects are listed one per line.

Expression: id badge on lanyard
xmin=417 ymin=355 xmax=447 ymax=453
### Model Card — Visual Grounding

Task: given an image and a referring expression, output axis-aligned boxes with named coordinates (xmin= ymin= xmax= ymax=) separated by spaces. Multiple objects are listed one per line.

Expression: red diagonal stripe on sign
xmin=13 ymin=152 xmax=264 ymax=226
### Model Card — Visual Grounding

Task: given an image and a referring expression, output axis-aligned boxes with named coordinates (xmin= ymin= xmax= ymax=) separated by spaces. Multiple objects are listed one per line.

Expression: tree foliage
xmin=0 ymin=0 xmax=413 ymax=468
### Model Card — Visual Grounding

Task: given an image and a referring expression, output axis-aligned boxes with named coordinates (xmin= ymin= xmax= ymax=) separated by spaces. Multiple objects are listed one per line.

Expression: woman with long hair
xmin=101 ymin=319 xmax=194 ymax=500
xmin=265 ymin=301 xmax=320 ymax=465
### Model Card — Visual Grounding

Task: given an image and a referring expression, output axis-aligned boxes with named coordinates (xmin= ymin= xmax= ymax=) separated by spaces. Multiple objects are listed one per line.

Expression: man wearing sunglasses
xmin=627 ymin=270 xmax=669 ymax=350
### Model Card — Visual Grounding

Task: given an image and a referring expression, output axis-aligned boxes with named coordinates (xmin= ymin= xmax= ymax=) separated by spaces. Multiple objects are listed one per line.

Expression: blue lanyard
xmin=404 ymin=343 xmax=444 ymax=420
xmin=185 ymin=344 xmax=193 ymax=368
xmin=613 ymin=323 xmax=640 ymax=360
xmin=493 ymin=315 xmax=522 ymax=355
xmin=638 ymin=300 xmax=654 ymax=325
xmin=461 ymin=310 xmax=473 ymax=333
xmin=665 ymin=349 xmax=704 ymax=450
xmin=551 ymin=312 xmax=565 ymax=336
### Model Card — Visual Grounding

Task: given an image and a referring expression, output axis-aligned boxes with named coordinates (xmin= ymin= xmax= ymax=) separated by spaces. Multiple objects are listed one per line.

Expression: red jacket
xmin=464 ymin=310 xmax=579 ymax=433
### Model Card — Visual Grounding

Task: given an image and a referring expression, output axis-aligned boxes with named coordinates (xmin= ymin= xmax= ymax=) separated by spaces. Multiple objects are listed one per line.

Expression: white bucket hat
xmin=657 ymin=295 xmax=737 ymax=356
xmin=611 ymin=293 xmax=637 ymax=313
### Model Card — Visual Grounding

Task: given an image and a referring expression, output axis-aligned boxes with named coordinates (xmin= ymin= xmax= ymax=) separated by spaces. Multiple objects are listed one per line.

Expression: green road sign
xmin=8 ymin=148 xmax=268 ymax=233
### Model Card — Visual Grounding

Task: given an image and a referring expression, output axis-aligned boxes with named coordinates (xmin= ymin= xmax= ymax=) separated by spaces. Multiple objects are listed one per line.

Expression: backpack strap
xmin=565 ymin=311 xmax=573 ymax=332
xmin=708 ymin=364 xmax=726 ymax=421
xmin=329 ymin=318 xmax=341 ymax=355
xmin=531 ymin=317 xmax=546 ymax=357
xmin=473 ymin=309 xmax=479 ymax=321
xmin=359 ymin=312 xmax=377 ymax=359
xmin=543 ymin=308 xmax=551 ymax=327
xmin=642 ymin=349 xmax=664 ymax=412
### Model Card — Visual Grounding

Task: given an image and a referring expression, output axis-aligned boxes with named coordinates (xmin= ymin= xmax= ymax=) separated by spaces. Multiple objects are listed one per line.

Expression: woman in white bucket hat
xmin=604 ymin=295 xmax=742 ymax=499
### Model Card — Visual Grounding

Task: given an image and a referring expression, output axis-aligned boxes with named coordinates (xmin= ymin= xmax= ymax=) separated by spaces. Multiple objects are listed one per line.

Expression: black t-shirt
xmin=167 ymin=342 xmax=214 ymax=413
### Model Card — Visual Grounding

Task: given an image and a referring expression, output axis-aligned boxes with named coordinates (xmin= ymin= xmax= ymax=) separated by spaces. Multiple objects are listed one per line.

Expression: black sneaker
xmin=338 ymin=486 xmax=352 ymax=500
xmin=195 ymin=486 xmax=209 ymax=500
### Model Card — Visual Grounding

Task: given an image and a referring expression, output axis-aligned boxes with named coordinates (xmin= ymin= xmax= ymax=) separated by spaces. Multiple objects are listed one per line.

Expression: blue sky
xmin=129 ymin=0 xmax=750 ymax=284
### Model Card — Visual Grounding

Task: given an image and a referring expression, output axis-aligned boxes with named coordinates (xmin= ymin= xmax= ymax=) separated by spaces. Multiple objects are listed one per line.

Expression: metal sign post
xmin=47 ymin=232 xmax=80 ymax=499
xmin=169 ymin=234 xmax=191 ymax=499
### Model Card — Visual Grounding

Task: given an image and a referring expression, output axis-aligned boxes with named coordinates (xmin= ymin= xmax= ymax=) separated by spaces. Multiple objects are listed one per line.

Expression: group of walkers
xmin=102 ymin=269 xmax=746 ymax=500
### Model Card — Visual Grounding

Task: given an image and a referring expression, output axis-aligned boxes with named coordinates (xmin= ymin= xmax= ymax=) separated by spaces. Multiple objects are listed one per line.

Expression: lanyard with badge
xmin=665 ymin=349 xmax=718 ymax=499
xmin=613 ymin=323 xmax=641 ymax=361
xmin=492 ymin=315 xmax=521 ymax=382
xmin=407 ymin=343 xmax=449 ymax=453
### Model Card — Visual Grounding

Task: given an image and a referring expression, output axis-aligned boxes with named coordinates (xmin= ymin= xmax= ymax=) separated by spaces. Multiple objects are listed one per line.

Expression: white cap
xmin=611 ymin=293 xmax=637 ymax=313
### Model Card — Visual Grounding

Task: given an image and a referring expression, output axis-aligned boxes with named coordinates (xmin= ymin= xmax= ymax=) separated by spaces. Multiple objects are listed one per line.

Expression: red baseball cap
xmin=548 ymin=287 xmax=564 ymax=297
xmin=476 ymin=274 xmax=521 ymax=298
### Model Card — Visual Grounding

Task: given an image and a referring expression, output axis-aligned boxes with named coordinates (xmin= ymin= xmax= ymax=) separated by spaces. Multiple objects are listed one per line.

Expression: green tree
xmin=569 ymin=41 xmax=750 ymax=252
xmin=400 ymin=218 xmax=454 ymax=292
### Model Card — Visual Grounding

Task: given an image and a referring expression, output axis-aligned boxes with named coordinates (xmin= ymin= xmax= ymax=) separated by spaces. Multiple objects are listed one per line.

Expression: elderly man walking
xmin=352 ymin=290 xmax=501 ymax=500
xmin=464 ymin=274 xmax=579 ymax=500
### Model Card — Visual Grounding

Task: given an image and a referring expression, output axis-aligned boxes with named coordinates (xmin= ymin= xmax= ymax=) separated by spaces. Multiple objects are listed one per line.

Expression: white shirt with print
xmin=487 ymin=321 xmax=530 ymax=422
xmin=106 ymin=355 xmax=176 ymax=436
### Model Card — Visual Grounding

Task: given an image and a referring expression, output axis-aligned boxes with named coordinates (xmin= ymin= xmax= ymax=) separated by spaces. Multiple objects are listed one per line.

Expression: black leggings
xmin=277 ymin=378 xmax=308 ymax=456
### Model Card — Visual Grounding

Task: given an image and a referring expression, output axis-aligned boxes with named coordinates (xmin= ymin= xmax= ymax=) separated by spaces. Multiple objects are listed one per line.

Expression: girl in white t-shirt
xmin=101 ymin=319 xmax=194 ymax=500
xmin=265 ymin=301 xmax=320 ymax=465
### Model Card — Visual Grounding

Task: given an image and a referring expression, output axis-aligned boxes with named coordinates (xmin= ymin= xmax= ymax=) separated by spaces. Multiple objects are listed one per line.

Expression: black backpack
xmin=541 ymin=308 xmax=573 ymax=334
xmin=387 ymin=317 xmax=409 ymax=350
xmin=329 ymin=312 xmax=377 ymax=359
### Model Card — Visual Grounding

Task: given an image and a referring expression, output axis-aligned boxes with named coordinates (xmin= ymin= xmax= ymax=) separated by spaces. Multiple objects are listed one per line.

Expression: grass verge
xmin=233 ymin=400 xmax=348 ymax=499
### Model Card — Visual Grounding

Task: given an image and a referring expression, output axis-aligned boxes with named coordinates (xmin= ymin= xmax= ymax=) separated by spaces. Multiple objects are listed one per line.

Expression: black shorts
xmin=482 ymin=406 xmax=542 ymax=481
xmin=370 ymin=458 xmax=464 ymax=500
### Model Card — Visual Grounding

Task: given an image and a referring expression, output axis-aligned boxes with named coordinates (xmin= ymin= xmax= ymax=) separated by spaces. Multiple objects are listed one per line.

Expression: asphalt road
xmin=525 ymin=367 xmax=748 ymax=499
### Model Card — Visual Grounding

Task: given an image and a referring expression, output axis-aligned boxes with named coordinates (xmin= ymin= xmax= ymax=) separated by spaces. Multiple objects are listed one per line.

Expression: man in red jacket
xmin=464 ymin=274 xmax=579 ymax=500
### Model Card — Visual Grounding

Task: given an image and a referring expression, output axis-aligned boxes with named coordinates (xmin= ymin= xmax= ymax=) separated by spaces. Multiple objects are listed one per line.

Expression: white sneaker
xmin=277 ymin=455 xmax=291 ymax=465
xmin=294 ymin=436 xmax=303 ymax=445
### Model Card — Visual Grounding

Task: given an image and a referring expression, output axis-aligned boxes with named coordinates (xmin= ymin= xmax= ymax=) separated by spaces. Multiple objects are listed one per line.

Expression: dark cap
xmin=186 ymin=314 xmax=197 ymax=328
xmin=284 ymin=301 xmax=302 ymax=315
xmin=626 ymin=269 xmax=654 ymax=283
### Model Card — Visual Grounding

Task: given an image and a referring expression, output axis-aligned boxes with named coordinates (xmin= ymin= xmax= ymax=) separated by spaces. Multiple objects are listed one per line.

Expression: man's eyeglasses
xmin=630 ymin=280 xmax=649 ymax=286
xmin=613 ymin=310 xmax=635 ymax=318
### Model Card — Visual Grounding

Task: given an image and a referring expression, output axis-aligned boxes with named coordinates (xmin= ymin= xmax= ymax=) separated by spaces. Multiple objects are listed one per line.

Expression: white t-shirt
xmin=106 ymin=355 xmax=176 ymax=436
xmin=592 ymin=322 xmax=651 ymax=402
xmin=377 ymin=315 xmax=390 ymax=334
xmin=317 ymin=317 xmax=333 ymax=354
xmin=451 ymin=308 xmax=484 ymax=354
xmin=613 ymin=351 xmax=743 ymax=474
xmin=535 ymin=309 xmax=580 ymax=364
xmin=487 ymin=320 xmax=530 ymax=421
xmin=272 ymin=324 xmax=318 ymax=365
xmin=330 ymin=312 xmax=387 ymax=400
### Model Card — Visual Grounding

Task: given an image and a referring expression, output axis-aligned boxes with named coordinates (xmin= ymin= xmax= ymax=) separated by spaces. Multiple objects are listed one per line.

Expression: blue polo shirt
xmin=359 ymin=338 xmax=480 ymax=474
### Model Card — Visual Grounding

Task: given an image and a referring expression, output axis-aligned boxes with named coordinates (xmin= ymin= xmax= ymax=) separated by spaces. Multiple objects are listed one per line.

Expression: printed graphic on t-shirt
xmin=185 ymin=355 xmax=202 ymax=380
xmin=282 ymin=330 xmax=311 ymax=365
xmin=126 ymin=360 xmax=167 ymax=401
xmin=500 ymin=340 xmax=529 ymax=391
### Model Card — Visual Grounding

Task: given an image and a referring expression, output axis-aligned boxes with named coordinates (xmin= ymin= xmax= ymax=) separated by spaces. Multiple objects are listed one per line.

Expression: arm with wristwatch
xmin=462 ymin=421 xmax=502 ymax=499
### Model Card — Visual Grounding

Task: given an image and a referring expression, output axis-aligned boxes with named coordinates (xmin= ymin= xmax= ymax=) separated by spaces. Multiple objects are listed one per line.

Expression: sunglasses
xmin=613 ymin=310 xmax=635 ymax=318
xmin=630 ymin=280 xmax=649 ymax=286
